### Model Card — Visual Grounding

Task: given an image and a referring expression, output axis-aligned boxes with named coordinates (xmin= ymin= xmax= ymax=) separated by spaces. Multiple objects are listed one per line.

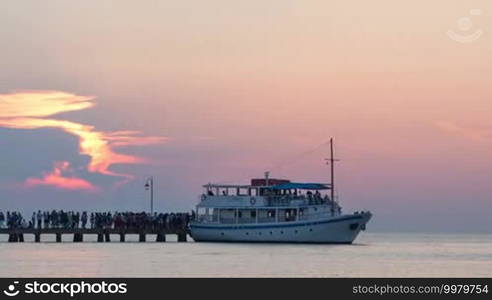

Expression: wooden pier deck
xmin=0 ymin=228 xmax=189 ymax=243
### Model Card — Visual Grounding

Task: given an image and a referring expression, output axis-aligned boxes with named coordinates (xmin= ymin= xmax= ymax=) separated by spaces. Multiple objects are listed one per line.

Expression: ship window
xmin=309 ymin=229 xmax=313 ymax=232
xmin=295 ymin=230 xmax=298 ymax=234
xmin=246 ymin=232 xmax=249 ymax=235
xmin=221 ymin=232 xmax=224 ymax=236
xmin=250 ymin=210 xmax=256 ymax=218
xmin=280 ymin=231 xmax=284 ymax=234
xmin=258 ymin=232 xmax=261 ymax=235
xmin=270 ymin=231 xmax=273 ymax=235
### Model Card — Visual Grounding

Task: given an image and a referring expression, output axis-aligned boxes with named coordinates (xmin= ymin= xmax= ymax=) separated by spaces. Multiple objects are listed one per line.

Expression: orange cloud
xmin=25 ymin=161 xmax=97 ymax=192
xmin=0 ymin=91 xmax=95 ymax=118
xmin=0 ymin=90 xmax=166 ymax=189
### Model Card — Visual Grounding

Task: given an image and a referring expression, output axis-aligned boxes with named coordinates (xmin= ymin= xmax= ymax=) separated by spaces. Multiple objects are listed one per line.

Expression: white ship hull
xmin=190 ymin=212 xmax=371 ymax=244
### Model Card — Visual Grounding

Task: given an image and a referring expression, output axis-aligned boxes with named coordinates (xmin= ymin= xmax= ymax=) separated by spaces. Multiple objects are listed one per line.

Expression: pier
xmin=0 ymin=228 xmax=189 ymax=243
xmin=0 ymin=210 xmax=192 ymax=243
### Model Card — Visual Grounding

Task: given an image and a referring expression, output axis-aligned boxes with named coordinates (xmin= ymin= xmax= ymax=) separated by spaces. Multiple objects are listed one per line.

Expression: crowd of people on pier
xmin=0 ymin=210 xmax=193 ymax=231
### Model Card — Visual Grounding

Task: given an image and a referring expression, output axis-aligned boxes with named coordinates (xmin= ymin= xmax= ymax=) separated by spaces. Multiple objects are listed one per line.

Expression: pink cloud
xmin=435 ymin=121 xmax=491 ymax=142
xmin=25 ymin=161 xmax=98 ymax=192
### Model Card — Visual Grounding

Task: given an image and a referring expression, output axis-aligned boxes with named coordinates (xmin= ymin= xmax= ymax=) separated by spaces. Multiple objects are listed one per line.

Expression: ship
xmin=189 ymin=139 xmax=372 ymax=243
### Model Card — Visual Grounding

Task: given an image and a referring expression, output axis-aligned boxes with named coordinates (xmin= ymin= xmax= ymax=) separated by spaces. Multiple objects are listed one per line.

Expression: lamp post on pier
xmin=144 ymin=176 xmax=154 ymax=214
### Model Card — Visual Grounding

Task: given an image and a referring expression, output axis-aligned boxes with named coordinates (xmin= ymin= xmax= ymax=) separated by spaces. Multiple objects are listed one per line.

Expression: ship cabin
xmin=195 ymin=178 xmax=341 ymax=225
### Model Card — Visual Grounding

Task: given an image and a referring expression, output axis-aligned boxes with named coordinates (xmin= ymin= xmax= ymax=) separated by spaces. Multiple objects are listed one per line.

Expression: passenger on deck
xmin=307 ymin=191 xmax=313 ymax=204
xmin=314 ymin=191 xmax=321 ymax=204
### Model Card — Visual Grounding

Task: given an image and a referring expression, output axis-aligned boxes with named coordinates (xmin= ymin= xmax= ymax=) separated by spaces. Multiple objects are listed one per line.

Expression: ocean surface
xmin=0 ymin=232 xmax=491 ymax=277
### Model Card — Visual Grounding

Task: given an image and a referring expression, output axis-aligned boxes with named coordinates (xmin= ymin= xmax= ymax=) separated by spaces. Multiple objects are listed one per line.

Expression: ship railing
xmin=265 ymin=195 xmax=330 ymax=207
xmin=219 ymin=217 xmax=235 ymax=224
xmin=196 ymin=215 xmax=217 ymax=223
xmin=298 ymin=211 xmax=336 ymax=221
xmin=236 ymin=218 xmax=256 ymax=224
xmin=196 ymin=211 xmax=338 ymax=224
xmin=257 ymin=217 xmax=276 ymax=223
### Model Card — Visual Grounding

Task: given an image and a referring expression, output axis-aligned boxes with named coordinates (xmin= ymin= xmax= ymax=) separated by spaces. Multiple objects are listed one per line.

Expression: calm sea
xmin=0 ymin=232 xmax=490 ymax=277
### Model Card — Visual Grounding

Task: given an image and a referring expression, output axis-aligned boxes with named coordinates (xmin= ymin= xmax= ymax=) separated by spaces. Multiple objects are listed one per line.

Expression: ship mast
xmin=330 ymin=138 xmax=335 ymax=202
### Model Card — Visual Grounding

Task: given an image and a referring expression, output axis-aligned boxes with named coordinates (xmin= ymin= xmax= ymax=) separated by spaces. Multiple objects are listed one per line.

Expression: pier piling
xmin=139 ymin=233 xmax=146 ymax=242
xmin=8 ymin=234 xmax=17 ymax=242
xmin=178 ymin=233 xmax=187 ymax=242
xmin=97 ymin=233 xmax=104 ymax=243
xmin=156 ymin=233 xmax=166 ymax=242
xmin=119 ymin=233 xmax=125 ymax=242
xmin=73 ymin=233 xmax=83 ymax=242
xmin=56 ymin=233 xmax=62 ymax=243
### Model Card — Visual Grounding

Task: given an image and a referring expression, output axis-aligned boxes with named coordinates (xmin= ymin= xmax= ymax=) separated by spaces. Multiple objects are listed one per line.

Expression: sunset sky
xmin=1 ymin=0 xmax=491 ymax=232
